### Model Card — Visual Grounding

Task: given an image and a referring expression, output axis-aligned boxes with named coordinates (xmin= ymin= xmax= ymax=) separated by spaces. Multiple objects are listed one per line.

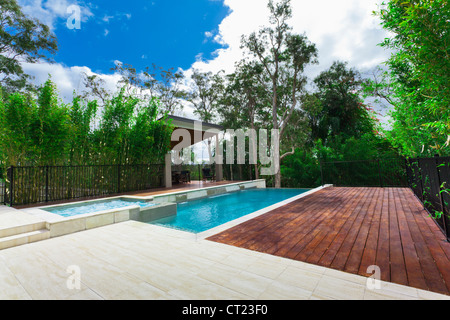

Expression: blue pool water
xmin=45 ymin=199 xmax=155 ymax=218
xmin=151 ymin=188 xmax=309 ymax=233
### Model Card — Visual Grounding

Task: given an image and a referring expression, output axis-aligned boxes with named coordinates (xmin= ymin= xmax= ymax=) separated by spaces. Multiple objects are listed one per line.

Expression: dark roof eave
xmin=162 ymin=115 xmax=224 ymax=131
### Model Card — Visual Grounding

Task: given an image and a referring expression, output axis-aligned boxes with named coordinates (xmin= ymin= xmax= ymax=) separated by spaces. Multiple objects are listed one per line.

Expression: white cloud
xmin=102 ymin=15 xmax=114 ymax=23
xmin=186 ymin=0 xmax=389 ymax=76
xmin=18 ymin=0 xmax=93 ymax=30
xmin=17 ymin=0 xmax=393 ymax=124
xmin=184 ymin=0 xmax=392 ymax=123
xmin=22 ymin=61 xmax=122 ymax=103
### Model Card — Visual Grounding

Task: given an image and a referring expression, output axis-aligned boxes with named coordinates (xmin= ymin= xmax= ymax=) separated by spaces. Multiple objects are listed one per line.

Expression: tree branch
xmin=280 ymin=147 xmax=295 ymax=160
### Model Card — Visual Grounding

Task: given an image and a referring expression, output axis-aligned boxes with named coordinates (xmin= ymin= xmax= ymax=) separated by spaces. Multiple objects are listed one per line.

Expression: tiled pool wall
xmin=28 ymin=180 xmax=267 ymax=239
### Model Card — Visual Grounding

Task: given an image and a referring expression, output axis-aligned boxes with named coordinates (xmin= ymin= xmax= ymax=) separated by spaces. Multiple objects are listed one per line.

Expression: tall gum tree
xmin=0 ymin=0 xmax=58 ymax=93
xmin=240 ymin=0 xmax=318 ymax=187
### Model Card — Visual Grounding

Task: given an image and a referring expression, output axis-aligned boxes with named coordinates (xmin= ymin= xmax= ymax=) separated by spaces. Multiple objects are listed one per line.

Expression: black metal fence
xmin=3 ymin=164 xmax=164 ymax=207
xmin=223 ymin=164 xmax=255 ymax=182
xmin=0 ymin=168 xmax=5 ymax=205
xmin=321 ymin=158 xmax=408 ymax=188
xmin=406 ymin=157 xmax=450 ymax=241
xmin=321 ymin=156 xmax=450 ymax=241
xmin=174 ymin=164 xmax=215 ymax=181
xmin=172 ymin=163 xmax=254 ymax=182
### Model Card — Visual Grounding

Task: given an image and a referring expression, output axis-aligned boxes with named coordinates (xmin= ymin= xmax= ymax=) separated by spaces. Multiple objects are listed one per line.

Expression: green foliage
xmin=281 ymin=150 xmax=321 ymax=188
xmin=188 ymin=69 xmax=225 ymax=123
xmin=373 ymin=0 xmax=450 ymax=156
xmin=240 ymin=0 xmax=319 ymax=187
xmin=281 ymin=133 xmax=399 ymax=188
xmin=110 ymin=62 xmax=188 ymax=115
xmin=309 ymin=61 xmax=378 ymax=145
xmin=0 ymin=0 xmax=58 ymax=93
xmin=0 ymin=78 xmax=173 ymax=168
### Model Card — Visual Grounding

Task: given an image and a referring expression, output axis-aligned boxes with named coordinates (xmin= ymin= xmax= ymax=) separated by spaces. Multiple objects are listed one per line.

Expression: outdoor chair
xmin=202 ymin=168 xmax=214 ymax=181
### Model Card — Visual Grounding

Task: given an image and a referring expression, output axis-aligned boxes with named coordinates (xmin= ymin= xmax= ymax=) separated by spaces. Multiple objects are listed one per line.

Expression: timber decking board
xmin=207 ymin=187 xmax=450 ymax=296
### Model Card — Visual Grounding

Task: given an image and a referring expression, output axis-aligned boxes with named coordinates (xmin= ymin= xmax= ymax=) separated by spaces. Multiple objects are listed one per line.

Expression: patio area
xmin=0 ymin=185 xmax=449 ymax=300
xmin=208 ymin=187 xmax=450 ymax=296
xmin=0 ymin=219 xmax=448 ymax=300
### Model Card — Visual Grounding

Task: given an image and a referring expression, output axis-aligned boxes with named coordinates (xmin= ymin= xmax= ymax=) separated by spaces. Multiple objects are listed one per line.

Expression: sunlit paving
xmin=0 ymin=0 xmax=448 ymax=312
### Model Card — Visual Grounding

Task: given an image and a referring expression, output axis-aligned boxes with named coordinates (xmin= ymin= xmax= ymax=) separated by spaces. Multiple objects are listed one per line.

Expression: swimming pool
xmin=151 ymin=188 xmax=309 ymax=233
xmin=44 ymin=199 xmax=155 ymax=218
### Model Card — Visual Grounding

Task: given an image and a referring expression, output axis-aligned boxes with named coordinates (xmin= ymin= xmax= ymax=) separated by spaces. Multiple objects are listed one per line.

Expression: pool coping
xmin=19 ymin=180 xmax=269 ymax=240
xmin=17 ymin=181 xmax=331 ymax=243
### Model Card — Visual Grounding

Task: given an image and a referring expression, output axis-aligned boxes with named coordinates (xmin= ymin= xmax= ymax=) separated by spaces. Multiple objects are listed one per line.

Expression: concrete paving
xmin=0 ymin=220 xmax=448 ymax=300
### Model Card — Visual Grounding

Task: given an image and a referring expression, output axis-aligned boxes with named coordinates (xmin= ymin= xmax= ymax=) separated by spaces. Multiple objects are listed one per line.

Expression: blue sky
xmin=42 ymin=0 xmax=231 ymax=74
xmin=18 ymin=0 xmax=392 ymax=123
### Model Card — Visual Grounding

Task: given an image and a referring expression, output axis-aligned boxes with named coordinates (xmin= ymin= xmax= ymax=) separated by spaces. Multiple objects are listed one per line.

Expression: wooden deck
xmin=207 ymin=187 xmax=450 ymax=296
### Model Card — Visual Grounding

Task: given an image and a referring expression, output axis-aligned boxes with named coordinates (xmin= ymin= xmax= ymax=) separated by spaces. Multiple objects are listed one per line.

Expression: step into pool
xmin=151 ymin=188 xmax=309 ymax=233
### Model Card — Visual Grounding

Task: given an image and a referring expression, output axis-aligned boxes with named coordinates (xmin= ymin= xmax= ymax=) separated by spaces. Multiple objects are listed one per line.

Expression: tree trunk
xmin=274 ymin=168 xmax=281 ymax=188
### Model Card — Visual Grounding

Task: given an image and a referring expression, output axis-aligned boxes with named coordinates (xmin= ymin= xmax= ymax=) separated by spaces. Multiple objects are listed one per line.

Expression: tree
xmin=111 ymin=62 xmax=188 ymax=116
xmin=216 ymin=61 xmax=271 ymax=180
xmin=67 ymin=95 xmax=98 ymax=165
xmin=80 ymin=73 xmax=111 ymax=106
xmin=312 ymin=61 xmax=377 ymax=144
xmin=240 ymin=0 xmax=318 ymax=187
xmin=0 ymin=0 xmax=58 ymax=93
xmin=369 ymin=0 xmax=450 ymax=156
xmin=0 ymin=78 xmax=173 ymax=168
xmin=34 ymin=78 xmax=70 ymax=165
xmin=188 ymin=69 xmax=224 ymax=123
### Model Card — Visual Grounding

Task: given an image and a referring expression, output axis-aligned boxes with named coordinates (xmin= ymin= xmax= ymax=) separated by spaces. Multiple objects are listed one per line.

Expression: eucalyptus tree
xmin=188 ymin=69 xmax=225 ymax=123
xmin=80 ymin=73 xmax=111 ymax=106
xmin=0 ymin=0 xmax=58 ymax=94
xmin=216 ymin=61 xmax=271 ymax=179
xmin=240 ymin=0 xmax=318 ymax=187
xmin=110 ymin=62 xmax=188 ymax=116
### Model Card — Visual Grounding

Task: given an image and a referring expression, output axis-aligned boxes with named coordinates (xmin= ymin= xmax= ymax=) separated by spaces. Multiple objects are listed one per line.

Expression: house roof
xmin=166 ymin=115 xmax=224 ymax=131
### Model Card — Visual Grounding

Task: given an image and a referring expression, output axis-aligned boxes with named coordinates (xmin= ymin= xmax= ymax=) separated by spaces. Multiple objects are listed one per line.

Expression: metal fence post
xmin=434 ymin=155 xmax=449 ymax=241
xmin=405 ymin=158 xmax=411 ymax=188
xmin=45 ymin=165 xmax=49 ymax=203
xmin=9 ymin=166 xmax=14 ymax=207
xmin=117 ymin=164 xmax=121 ymax=194
xmin=319 ymin=160 xmax=324 ymax=186
xmin=377 ymin=159 xmax=383 ymax=188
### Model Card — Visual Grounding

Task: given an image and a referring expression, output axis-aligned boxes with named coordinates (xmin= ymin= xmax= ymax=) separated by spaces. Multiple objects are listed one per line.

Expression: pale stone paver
xmin=0 ymin=220 xmax=449 ymax=300
xmin=0 ymin=206 xmax=46 ymax=229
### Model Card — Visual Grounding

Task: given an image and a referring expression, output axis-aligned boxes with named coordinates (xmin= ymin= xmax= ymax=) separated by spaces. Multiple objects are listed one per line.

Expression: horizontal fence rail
xmin=4 ymin=164 xmax=164 ymax=207
xmin=321 ymin=156 xmax=449 ymax=241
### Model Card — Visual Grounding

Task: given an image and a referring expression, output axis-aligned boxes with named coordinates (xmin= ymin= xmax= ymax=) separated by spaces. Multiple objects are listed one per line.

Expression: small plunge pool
xmin=44 ymin=199 xmax=155 ymax=218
